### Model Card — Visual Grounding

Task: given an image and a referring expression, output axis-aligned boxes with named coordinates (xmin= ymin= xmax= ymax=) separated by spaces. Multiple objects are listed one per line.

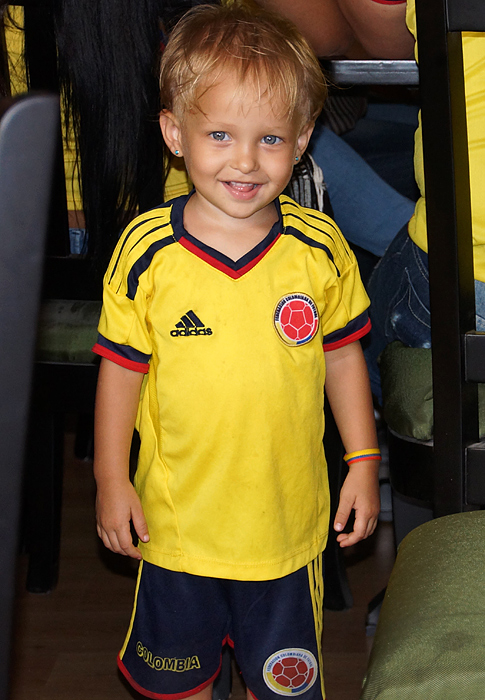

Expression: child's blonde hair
xmin=159 ymin=0 xmax=327 ymax=126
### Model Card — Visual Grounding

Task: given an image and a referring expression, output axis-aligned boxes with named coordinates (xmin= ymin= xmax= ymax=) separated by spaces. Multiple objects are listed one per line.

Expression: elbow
xmin=360 ymin=29 xmax=416 ymax=60
xmin=308 ymin=32 xmax=357 ymax=58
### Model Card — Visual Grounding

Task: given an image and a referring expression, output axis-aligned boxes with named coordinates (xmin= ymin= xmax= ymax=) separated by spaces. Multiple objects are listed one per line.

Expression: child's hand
xmin=334 ymin=462 xmax=380 ymax=548
xmin=95 ymin=480 xmax=149 ymax=560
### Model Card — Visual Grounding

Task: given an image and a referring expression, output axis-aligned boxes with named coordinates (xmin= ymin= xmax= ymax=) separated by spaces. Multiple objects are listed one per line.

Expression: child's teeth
xmin=230 ymin=182 xmax=255 ymax=190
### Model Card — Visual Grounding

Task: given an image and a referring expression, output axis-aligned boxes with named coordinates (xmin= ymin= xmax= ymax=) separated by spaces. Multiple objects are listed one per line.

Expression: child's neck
xmin=183 ymin=194 xmax=279 ymax=262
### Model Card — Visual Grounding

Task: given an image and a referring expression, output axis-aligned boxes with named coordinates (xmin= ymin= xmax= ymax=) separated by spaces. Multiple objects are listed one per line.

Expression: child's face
xmin=160 ymin=72 xmax=314 ymax=228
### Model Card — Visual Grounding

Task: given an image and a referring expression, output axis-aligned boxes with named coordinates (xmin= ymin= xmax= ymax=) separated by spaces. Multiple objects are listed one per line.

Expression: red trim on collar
xmin=179 ymin=234 xmax=281 ymax=279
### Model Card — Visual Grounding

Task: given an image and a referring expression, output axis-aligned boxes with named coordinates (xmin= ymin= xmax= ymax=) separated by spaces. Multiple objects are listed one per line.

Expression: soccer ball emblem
xmin=274 ymin=293 xmax=319 ymax=346
xmin=272 ymin=657 xmax=312 ymax=689
xmin=263 ymin=649 xmax=318 ymax=696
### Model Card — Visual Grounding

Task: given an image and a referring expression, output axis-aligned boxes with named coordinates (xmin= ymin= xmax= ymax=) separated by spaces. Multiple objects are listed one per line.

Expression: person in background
xmin=363 ymin=0 xmax=485 ymax=400
xmin=257 ymin=0 xmax=414 ymax=59
xmin=1 ymin=0 xmax=200 ymax=273
xmin=258 ymin=0 xmax=417 ymax=270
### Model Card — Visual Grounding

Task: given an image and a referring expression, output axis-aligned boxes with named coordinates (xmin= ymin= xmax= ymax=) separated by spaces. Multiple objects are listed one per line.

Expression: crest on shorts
xmin=274 ymin=294 xmax=319 ymax=346
xmin=263 ymin=648 xmax=318 ymax=696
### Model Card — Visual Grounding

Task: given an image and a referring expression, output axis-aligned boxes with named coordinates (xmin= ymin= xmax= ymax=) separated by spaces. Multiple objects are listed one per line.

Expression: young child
xmin=92 ymin=3 xmax=380 ymax=699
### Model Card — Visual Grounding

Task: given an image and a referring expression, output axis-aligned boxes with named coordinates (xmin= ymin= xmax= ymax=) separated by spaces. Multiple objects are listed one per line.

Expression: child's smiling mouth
xmin=223 ymin=181 xmax=262 ymax=199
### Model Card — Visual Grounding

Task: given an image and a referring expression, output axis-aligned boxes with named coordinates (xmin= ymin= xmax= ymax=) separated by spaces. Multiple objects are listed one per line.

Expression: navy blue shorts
xmin=118 ymin=555 xmax=325 ymax=700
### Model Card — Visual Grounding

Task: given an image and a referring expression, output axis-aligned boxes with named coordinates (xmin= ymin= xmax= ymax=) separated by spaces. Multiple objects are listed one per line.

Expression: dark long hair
xmin=53 ymin=0 xmax=167 ymax=271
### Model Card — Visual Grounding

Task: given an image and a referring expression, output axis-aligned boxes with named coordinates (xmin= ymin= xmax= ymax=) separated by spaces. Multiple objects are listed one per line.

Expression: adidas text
xmin=170 ymin=327 xmax=212 ymax=337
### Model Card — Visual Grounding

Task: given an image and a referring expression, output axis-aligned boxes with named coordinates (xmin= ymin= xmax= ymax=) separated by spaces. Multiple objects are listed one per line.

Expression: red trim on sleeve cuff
xmin=323 ymin=317 xmax=371 ymax=352
xmin=370 ymin=0 xmax=405 ymax=4
xmin=92 ymin=343 xmax=150 ymax=373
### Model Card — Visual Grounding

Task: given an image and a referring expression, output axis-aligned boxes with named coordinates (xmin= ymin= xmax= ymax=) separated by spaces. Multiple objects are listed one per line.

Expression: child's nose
xmin=232 ymin=143 xmax=258 ymax=173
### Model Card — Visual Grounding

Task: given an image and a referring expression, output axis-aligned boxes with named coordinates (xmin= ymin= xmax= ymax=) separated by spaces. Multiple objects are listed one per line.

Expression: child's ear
xmin=295 ymin=122 xmax=315 ymax=160
xmin=160 ymin=110 xmax=183 ymax=157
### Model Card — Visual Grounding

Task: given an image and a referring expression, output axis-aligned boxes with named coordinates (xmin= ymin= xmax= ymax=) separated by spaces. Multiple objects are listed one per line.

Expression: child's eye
xmin=210 ymin=131 xmax=229 ymax=141
xmin=261 ymin=135 xmax=282 ymax=145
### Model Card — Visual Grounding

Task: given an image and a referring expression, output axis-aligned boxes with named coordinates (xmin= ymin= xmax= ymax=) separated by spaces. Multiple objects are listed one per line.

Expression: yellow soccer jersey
xmin=406 ymin=0 xmax=485 ymax=282
xmin=93 ymin=194 xmax=370 ymax=581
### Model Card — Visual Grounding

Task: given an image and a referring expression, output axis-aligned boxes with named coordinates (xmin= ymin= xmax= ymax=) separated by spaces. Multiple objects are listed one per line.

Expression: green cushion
xmin=361 ymin=511 xmax=485 ymax=700
xmin=36 ymin=299 xmax=101 ymax=364
xmin=379 ymin=341 xmax=485 ymax=440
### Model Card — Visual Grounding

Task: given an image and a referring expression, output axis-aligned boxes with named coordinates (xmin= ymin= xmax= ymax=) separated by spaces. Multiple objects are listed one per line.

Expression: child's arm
xmin=324 ymin=340 xmax=380 ymax=548
xmin=94 ymin=357 xmax=148 ymax=560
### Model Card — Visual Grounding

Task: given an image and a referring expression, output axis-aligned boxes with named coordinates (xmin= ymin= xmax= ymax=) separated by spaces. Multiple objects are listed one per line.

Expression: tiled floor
xmin=9 ymin=429 xmax=395 ymax=700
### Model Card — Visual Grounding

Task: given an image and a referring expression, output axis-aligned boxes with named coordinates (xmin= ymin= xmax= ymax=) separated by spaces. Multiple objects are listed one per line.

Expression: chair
xmin=361 ymin=511 xmax=485 ymax=699
xmin=0 ymin=94 xmax=59 ymax=700
xmin=360 ymin=1 xmax=485 ymax=696
xmin=1 ymin=1 xmax=103 ymax=594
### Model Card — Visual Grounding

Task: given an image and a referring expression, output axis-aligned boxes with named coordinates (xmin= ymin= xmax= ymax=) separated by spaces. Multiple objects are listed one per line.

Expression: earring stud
xmin=295 ymin=156 xmax=299 ymax=162
xmin=174 ymin=149 xmax=180 ymax=156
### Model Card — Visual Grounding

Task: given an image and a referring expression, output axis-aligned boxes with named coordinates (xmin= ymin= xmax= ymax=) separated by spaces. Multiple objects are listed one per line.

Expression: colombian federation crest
xmin=274 ymin=293 xmax=319 ymax=346
xmin=263 ymin=648 xmax=318 ymax=696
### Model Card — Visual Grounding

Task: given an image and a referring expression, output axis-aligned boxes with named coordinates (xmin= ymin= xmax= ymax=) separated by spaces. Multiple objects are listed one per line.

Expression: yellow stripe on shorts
xmin=307 ymin=553 xmax=325 ymax=699
xmin=120 ymin=560 xmax=144 ymax=660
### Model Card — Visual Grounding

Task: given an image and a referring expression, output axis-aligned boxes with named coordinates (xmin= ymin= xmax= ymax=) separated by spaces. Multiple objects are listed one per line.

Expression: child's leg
xmin=229 ymin=554 xmax=325 ymax=700
xmin=118 ymin=561 xmax=230 ymax=700
xmin=188 ymin=685 xmax=214 ymax=700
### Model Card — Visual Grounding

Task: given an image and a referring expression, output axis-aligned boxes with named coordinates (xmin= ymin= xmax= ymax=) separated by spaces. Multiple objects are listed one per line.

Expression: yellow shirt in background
xmin=406 ymin=0 xmax=485 ymax=282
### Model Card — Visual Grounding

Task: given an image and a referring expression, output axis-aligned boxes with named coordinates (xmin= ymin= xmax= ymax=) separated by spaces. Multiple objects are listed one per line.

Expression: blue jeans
xmin=342 ymin=103 xmax=420 ymax=202
xmin=364 ymin=225 xmax=485 ymax=401
xmin=363 ymin=225 xmax=430 ymax=401
xmin=309 ymin=124 xmax=415 ymax=257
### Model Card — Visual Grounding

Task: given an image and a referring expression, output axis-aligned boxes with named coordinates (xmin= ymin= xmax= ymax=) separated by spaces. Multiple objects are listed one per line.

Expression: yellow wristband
xmin=343 ymin=448 xmax=381 ymax=465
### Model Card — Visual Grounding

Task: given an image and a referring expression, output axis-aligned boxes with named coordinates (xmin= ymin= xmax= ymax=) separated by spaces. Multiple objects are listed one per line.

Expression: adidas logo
xmin=170 ymin=310 xmax=213 ymax=337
